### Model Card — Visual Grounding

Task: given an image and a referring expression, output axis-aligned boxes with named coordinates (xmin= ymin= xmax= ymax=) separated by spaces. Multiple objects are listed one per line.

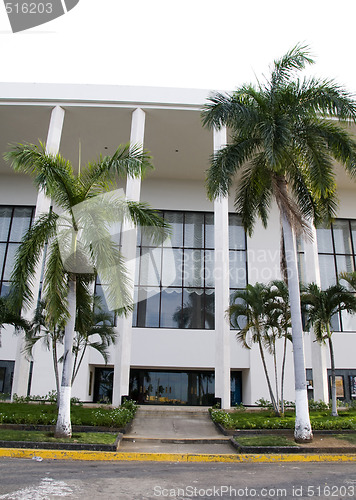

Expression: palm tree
xmin=71 ymin=294 xmax=116 ymax=387
xmin=229 ymin=282 xmax=279 ymax=415
xmin=5 ymin=141 xmax=169 ymax=438
xmin=265 ymin=280 xmax=292 ymax=415
xmin=301 ymin=283 xmax=356 ymax=416
xmin=339 ymin=270 xmax=356 ymax=292
xmin=202 ymin=44 xmax=356 ymax=441
xmin=24 ymin=294 xmax=116 ymax=405
xmin=0 ymin=295 xmax=30 ymax=348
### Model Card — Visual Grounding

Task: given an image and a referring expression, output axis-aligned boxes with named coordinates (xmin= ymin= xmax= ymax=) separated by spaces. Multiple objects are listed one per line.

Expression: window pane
xmin=316 ymin=226 xmax=333 ymax=253
xmin=335 ymin=254 xmax=354 ymax=276
xmin=164 ymin=212 xmax=183 ymax=247
xmin=160 ymin=288 xmax=183 ymax=328
xmin=333 ymin=220 xmax=352 ymax=254
xmin=204 ymin=289 xmax=215 ymax=329
xmin=229 ymin=251 xmax=247 ymax=288
xmin=351 ymin=221 xmax=356 ymax=252
xmin=0 ymin=207 xmax=12 ymax=241
xmin=136 ymin=287 xmax=160 ymax=327
xmin=318 ymin=254 xmax=336 ymax=289
xmin=205 ymin=213 xmax=214 ymax=249
xmin=184 ymin=213 xmax=204 ymax=248
xmin=3 ymin=243 xmax=19 ymax=281
xmin=341 ymin=310 xmax=356 ymax=332
xmin=162 ymin=248 xmax=182 ymax=287
xmin=0 ymin=243 xmax=6 ymax=276
xmin=204 ymin=249 xmax=215 ymax=287
xmin=298 ymin=251 xmax=307 ymax=284
xmin=183 ymin=249 xmax=204 ymax=287
xmin=330 ymin=312 xmax=341 ymax=332
xmin=182 ymin=289 xmax=205 ymax=328
xmin=9 ymin=207 xmax=32 ymax=242
xmin=229 ymin=214 xmax=245 ymax=250
xmin=138 ymin=247 xmax=162 ymax=286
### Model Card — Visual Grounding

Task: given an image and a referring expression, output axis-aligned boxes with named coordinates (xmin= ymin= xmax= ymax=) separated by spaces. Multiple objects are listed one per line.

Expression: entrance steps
xmin=119 ymin=406 xmax=234 ymax=454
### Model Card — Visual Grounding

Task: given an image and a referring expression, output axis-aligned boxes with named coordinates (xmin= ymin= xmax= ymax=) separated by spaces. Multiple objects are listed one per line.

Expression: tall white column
xmin=213 ymin=127 xmax=231 ymax=409
xmin=112 ymin=108 xmax=145 ymax=406
xmin=303 ymin=225 xmax=328 ymax=402
xmin=11 ymin=106 xmax=65 ymax=398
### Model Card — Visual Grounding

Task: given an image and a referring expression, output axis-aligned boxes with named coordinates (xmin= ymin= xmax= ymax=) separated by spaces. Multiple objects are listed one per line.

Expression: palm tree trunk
xmin=258 ymin=338 xmax=279 ymax=415
xmin=273 ymin=340 xmax=280 ymax=413
xmin=327 ymin=325 xmax=338 ymax=417
xmin=55 ymin=278 xmax=76 ymax=438
xmin=281 ymin=210 xmax=313 ymax=442
xmin=52 ymin=339 xmax=61 ymax=409
xmin=280 ymin=333 xmax=288 ymax=415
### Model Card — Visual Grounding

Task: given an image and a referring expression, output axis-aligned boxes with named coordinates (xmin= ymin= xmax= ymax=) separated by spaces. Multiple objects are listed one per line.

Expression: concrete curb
xmin=0 ymin=447 xmax=356 ymax=463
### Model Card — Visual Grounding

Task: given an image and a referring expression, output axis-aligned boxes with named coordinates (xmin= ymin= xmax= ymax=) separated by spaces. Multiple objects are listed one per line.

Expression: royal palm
xmin=301 ymin=283 xmax=356 ymax=416
xmin=202 ymin=45 xmax=356 ymax=441
xmin=5 ymin=142 xmax=168 ymax=437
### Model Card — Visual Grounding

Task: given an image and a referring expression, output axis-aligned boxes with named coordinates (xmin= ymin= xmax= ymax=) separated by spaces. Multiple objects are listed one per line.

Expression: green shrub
xmin=308 ymin=399 xmax=330 ymax=411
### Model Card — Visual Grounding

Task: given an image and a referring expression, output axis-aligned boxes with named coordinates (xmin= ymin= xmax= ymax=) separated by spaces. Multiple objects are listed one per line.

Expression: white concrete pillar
xmin=213 ymin=126 xmax=231 ymax=409
xmin=303 ymin=225 xmax=328 ymax=402
xmin=112 ymin=108 xmax=145 ymax=406
xmin=11 ymin=106 xmax=65 ymax=398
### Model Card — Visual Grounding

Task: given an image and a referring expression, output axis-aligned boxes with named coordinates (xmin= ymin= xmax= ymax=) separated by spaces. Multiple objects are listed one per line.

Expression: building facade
xmin=1 ymin=83 xmax=356 ymax=408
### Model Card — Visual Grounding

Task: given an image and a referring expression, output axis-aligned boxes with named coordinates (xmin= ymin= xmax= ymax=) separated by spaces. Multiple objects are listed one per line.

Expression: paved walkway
xmin=119 ymin=406 xmax=235 ymax=454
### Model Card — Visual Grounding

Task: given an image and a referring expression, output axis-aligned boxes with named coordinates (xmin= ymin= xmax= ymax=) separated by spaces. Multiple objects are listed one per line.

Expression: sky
xmin=1 ymin=0 xmax=356 ymax=93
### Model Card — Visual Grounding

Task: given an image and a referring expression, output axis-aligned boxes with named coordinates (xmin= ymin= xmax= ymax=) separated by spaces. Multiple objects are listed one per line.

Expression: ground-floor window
xmin=0 ymin=360 xmax=14 ymax=396
xmin=93 ymin=367 xmax=242 ymax=406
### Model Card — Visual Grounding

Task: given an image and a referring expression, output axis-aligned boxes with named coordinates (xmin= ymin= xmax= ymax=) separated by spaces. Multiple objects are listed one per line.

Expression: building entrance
xmin=93 ymin=368 xmax=242 ymax=406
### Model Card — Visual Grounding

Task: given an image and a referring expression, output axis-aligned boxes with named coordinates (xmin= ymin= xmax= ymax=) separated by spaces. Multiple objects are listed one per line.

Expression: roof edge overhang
xmin=0 ymin=82 xmax=224 ymax=110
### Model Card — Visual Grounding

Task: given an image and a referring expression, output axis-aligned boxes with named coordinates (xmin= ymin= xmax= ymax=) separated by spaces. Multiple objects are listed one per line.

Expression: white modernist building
xmin=0 ymin=83 xmax=356 ymax=408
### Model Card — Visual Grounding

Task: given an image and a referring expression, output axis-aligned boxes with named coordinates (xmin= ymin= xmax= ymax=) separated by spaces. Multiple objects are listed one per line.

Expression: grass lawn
xmin=0 ymin=429 xmax=118 ymax=444
xmin=234 ymin=435 xmax=298 ymax=447
xmin=0 ymin=402 xmax=137 ymax=427
xmin=210 ymin=408 xmax=356 ymax=431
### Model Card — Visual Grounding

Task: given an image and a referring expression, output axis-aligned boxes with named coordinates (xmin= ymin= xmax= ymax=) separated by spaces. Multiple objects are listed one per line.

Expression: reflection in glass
xmin=136 ymin=287 xmax=160 ymax=327
xmin=138 ymin=247 xmax=162 ymax=286
xmin=205 ymin=213 xmax=214 ymax=248
xmin=335 ymin=254 xmax=354 ymax=276
xmin=0 ymin=208 xmax=11 ymax=241
xmin=164 ymin=212 xmax=183 ymax=247
xmin=318 ymin=254 xmax=336 ymax=289
xmin=333 ymin=220 xmax=352 ymax=254
xmin=184 ymin=213 xmax=204 ymax=248
xmin=229 ymin=251 xmax=247 ymax=288
xmin=10 ymin=207 xmax=32 ymax=242
xmin=162 ymin=248 xmax=182 ymax=287
xmin=341 ymin=309 xmax=356 ymax=332
xmin=161 ymin=288 xmax=183 ymax=328
xmin=3 ymin=244 xmax=19 ymax=281
xmin=229 ymin=214 xmax=245 ymax=250
xmin=183 ymin=249 xmax=204 ymax=287
xmin=316 ymin=226 xmax=333 ymax=253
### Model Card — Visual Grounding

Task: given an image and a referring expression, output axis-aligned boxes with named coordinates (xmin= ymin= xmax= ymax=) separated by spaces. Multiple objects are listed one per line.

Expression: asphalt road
xmin=0 ymin=458 xmax=355 ymax=499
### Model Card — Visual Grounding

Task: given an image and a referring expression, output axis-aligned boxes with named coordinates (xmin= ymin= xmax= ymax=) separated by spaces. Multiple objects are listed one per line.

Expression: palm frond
xmin=8 ymin=212 xmax=58 ymax=311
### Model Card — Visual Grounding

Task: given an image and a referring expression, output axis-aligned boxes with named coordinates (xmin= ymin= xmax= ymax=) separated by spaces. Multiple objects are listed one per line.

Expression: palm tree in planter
xmin=301 ymin=283 xmax=356 ymax=416
xmin=24 ymin=293 xmax=116 ymax=406
xmin=264 ymin=280 xmax=292 ymax=415
xmin=5 ymin=142 xmax=169 ymax=438
xmin=202 ymin=44 xmax=356 ymax=441
xmin=229 ymin=282 xmax=280 ymax=415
